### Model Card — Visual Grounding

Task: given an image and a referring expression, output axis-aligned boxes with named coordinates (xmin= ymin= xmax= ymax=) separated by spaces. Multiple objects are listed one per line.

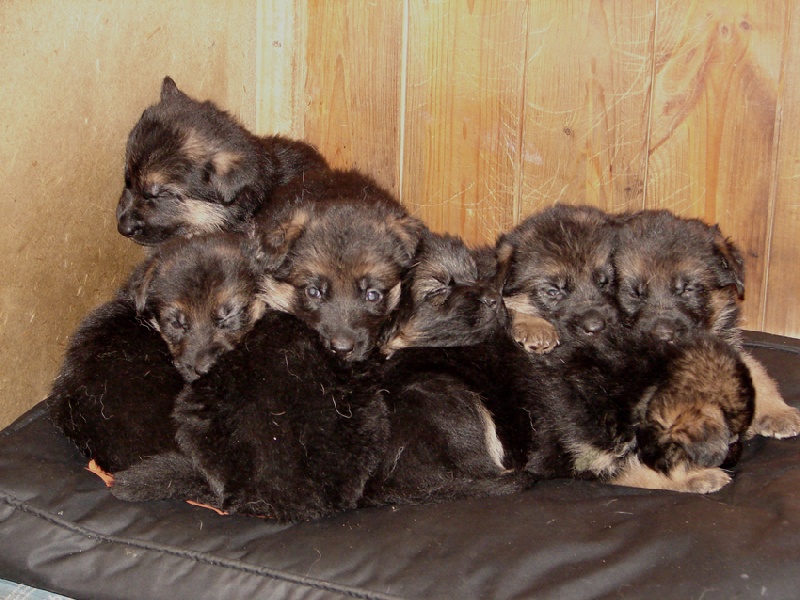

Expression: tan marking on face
xmin=212 ymin=150 xmax=243 ymax=175
xmin=182 ymin=129 xmax=213 ymax=162
xmin=502 ymin=294 xmax=538 ymax=315
xmin=142 ymin=171 xmax=170 ymax=188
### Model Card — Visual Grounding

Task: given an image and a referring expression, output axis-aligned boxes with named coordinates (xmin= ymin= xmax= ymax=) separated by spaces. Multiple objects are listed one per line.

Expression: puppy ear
xmin=711 ymin=226 xmax=745 ymax=299
xmin=160 ymin=76 xmax=185 ymax=102
xmin=258 ymin=209 xmax=309 ymax=271
xmin=386 ymin=214 xmax=426 ymax=266
xmin=207 ymin=151 xmax=249 ymax=205
xmin=126 ymin=253 xmax=160 ymax=314
xmin=494 ymin=237 xmax=515 ymax=292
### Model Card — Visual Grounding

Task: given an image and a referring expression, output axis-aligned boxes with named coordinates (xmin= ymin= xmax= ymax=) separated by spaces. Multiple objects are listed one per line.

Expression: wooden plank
xmin=646 ymin=0 xmax=786 ymax=332
xmin=764 ymin=1 xmax=800 ymax=337
xmin=299 ymin=1 xmax=404 ymax=195
xmin=519 ymin=0 xmax=656 ymax=218
xmin=402 ymin=0 xmax=528 ymax=245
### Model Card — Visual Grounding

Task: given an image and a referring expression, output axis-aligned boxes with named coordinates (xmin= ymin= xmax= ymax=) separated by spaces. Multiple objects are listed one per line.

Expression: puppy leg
xmin=609 ymin=456 xmax=731 ymax=494
xmin=741 ymin=350 xmax=800 ymax=439
xmin=111 ymin=452 xmax=216 ymax=505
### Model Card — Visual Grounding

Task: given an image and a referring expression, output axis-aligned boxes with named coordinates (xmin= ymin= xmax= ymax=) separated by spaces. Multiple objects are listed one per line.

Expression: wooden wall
xmin=2 ymin=0 xmax=799 ymax=428
xmin=257 ymin=0 xmax=799 ymax=339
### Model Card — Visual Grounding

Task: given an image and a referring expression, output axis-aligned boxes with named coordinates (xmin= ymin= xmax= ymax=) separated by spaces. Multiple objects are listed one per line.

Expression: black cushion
xmin=1 ymin=332 xmax=799 ymax=600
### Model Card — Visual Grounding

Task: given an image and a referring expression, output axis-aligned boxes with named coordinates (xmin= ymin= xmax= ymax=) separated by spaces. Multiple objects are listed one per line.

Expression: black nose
xmin=652 ymin=319 xmax=676 ymax=342
xmin=330 ymin=337 xmax=355 ymax=357
xmin=479 ymin=289 xmax=500 ymax=309
xmin=117 ymin=217 xmax=144 ymax=237
xmin=580 ymin=309 xmax=606 ymax=335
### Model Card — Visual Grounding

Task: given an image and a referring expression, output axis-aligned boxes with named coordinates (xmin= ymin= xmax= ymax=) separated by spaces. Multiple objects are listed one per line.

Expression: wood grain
xmin=402 ymin=0 xmax=528 ymax=245
xmin=646 ymin=0 xmax=786 ymax=331
xmin=519 ymin=0 xmax=656 ymax=218
xmin=764 ymin=0 xmax=800 ymax=337
xmin=300 ymin=1 xmax=404 ymax=195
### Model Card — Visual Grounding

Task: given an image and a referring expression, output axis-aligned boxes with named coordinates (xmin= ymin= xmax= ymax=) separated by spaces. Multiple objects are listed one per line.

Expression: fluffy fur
xmin=48 ymin=233 xmax=265 ymax=472
xmin=257 ymin=168 xmax=426 ymax=362
xmin=116 ymin=76 xmax=327 ymax=245
xmin=615 ymin=209 xmax=800 ymax=439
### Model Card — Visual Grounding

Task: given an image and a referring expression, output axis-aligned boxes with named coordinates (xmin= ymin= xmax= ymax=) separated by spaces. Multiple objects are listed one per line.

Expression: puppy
xmin=494 ymin=205 xmax=753 ymax=493
xmin=615 ymin=209 xmax=800 ymax=439
xmin=117 ymin=76 xmax=327 ymax=245
xmin=49 ymin=233 xmax=265 ymax=472
xmin=257 ymin=168 xmax=426 ymax=362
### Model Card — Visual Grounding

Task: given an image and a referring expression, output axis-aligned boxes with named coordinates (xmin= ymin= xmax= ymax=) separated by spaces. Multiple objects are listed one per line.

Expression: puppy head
xmin=117 ymin=76 xmax=265 ymax=245
xmin=127 ymin=232 xmax=266 ymax=381
xmin=383 ymin=233 xmax=506 ymax=352
xmin=614 ymin=210 xmax=744 ymax=343
xmin=497 ymin=205 xmax=618 ymax=343
xmin=258 ymin=173 xmax=425 ymax=362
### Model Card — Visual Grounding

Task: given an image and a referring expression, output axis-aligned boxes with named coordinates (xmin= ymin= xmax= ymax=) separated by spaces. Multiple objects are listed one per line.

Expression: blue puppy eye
xmin=365 ymin=289 xmax=383 ymax=302
xmin=306 ymin=286 xmax=322 ymax=299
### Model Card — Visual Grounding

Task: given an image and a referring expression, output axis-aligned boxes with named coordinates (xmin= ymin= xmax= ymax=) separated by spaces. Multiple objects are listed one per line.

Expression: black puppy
xmin=49 ymin=233 xmax=265 ymax=472
xmin=117 ymin=77 xmax=327 ymax=245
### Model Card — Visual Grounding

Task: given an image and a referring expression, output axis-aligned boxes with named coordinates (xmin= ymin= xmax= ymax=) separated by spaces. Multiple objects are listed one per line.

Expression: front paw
xmin=749 ymin=405 xmax=800 ymax=439
xmin=511 ymin=313 xmax=559 ymax=354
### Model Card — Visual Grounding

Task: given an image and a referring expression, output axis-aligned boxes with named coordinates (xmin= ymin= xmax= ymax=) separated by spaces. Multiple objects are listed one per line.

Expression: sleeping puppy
xmin=257 ymin=168 xmax=426 ymax=362
xmin=615 ymin=209 xmax=800 ymax=439
xmin=117 ymin=76 xmax=327 ymax=245
xmin=49 ymin=233 xmax=266 ymax=472
xmin=494 ymin=205 xmax=754 ymax=493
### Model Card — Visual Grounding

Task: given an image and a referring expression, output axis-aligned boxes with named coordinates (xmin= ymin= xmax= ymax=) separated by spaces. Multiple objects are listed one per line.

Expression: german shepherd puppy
xmin=615 ymin=209 xmax=800 ymax=440
xmin=257 ymin=168 xmax=426 ymax=362
xmin=116 ymin=76 xmax=327 ymax=245
xmin=49 ymin=233 xmax=266 ymax=473
xmin=110 ymin=231 xmax=517 ymax=520
xmin=494 ymin=205 xmax=754 ymax=493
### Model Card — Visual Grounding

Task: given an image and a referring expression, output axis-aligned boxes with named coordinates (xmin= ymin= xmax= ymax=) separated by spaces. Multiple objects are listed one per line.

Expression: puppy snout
xmin=479 ymin=288 xmax=501 ymax=310
xmin=652 ymin=318 xmax=677 ymax=342
xmin=579 ymin=309 xmax=606 ymax=335
xmin=330 ymin=336 xmax=356 ymax=358
xmin=117 ymin=216 xmax=144 ymax=237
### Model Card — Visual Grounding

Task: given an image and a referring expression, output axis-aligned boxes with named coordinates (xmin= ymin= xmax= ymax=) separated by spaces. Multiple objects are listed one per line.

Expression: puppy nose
xmin=117 ymin=217 xmax=144 ymax=237
xmin=652 ymin=319 xmax=676 ymax=342
xmin=330 ymin=337 xmax=355 ymax=357
xmin=479 ymin=289 xmax=500 ymax=309
xmin=580 ymin=309 xmax=606 ymax=334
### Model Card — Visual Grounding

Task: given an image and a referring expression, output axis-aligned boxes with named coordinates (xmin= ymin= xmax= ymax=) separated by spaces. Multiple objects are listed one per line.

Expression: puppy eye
xmin=424 ymin=287 xmax=449 ymax=301
xmin=596 ymin=272 xmax=610 ymax=286
xmin=306 ymin=285 xmax=322 ymax=300
xmin=217 ymin=309 xmax=243 ymax=330
xmin=628 ymin=285 xmax=645 ymax=300
xmin=543 ymin=285 xmax=563 ymax=299
xmin=365 ymin=289 xmax=383 ymax=303
xmin=168 ymin=313 xmax=189 ymax=332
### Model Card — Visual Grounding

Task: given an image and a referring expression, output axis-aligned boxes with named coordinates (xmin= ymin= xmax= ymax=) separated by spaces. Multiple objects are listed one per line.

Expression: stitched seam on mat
xmin=0 ymin=491 xmax=404 ymax=600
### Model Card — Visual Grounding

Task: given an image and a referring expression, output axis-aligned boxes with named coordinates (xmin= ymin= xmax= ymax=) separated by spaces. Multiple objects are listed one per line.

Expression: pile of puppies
xmin=48 ymin=77 xmax=800 ymax=523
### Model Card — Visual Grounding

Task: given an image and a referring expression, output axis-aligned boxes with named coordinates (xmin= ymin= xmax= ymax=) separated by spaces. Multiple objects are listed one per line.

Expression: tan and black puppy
xmin=615 ymin=209 xmax=800 ymax=440
xmin=258 ymin=169 xmax=426 ymax=362
xmin=496 ymin=204 xmax=616 ymax=353
xmin=117 ymin=76 xmax=327 ymax=245
xmin=49 ymin=233 xmax=266 ymax=472
xmin=382 ymin=232 xmax=506 ymax=352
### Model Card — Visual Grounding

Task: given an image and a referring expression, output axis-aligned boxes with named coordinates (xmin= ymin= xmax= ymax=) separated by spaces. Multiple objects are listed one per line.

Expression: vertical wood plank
xmin=764 ymin=1 xmax=800 ymax=337
xmin=646 ymin=0 xmax=786 ymax=332
xmin=402 ymin=0 xmax=528 ymax=245
xmin=300 ymin=1 xmax=404 ymax=195
xmin=519 ymin=1 xmax=656 ymax=218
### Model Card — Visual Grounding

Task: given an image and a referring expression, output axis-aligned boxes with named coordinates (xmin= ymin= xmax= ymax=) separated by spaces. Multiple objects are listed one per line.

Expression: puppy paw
xmin=682 ymin=467 xmax=732 ymax=494
xmin=511 ymin=313 xmax=559 ymax=354
xmin=748 ymin=405 xmax=800 ymax=439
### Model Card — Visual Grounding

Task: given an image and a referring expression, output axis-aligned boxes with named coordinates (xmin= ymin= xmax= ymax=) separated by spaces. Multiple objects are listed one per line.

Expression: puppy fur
xmin=493 ymin=205 xmax=754 ymax=493
xmin=257 ymin=168 xmax=426 ymax=362
xmin=48 ymin=232 xmax=266 ymax=472
xmin=615 ymin=209 xmax=800 ymax=439
xmin=116 ymin=76 xmax=327 ymax=245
